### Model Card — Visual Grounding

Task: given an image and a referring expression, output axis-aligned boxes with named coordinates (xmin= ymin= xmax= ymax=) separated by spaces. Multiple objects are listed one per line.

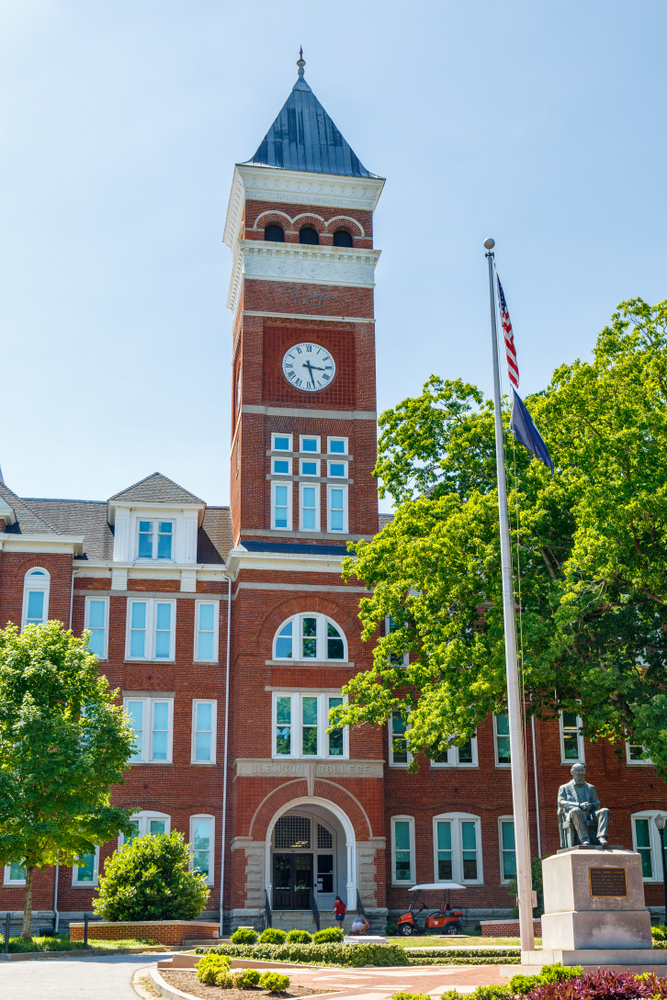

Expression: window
xmin=272 ymin=691 xmax=347 ymax=759
xmin=499 ymin=818 xmax=516 ymax=883
xmin=327 ymin=461 xmax=347 ymax=478
xmin=272 ymin=457 xmax=292 ymax=475
xmin=119 ymin=811 xmax=171 ymax=845
xmin=137 ymin=520 xmax=173 ymax=560
xmin=124 ymin=697 xmax=174 ymax=763
xmin=560 ymin=712 xmax=585 ymax=763
xmin=272 ymin=433 xmax=293 ymax=452
xmin=190 ymin=815 xmax=215 ymax=885
xmin=327 ymin=485 xmax=348 ymax=533
xmin=385 ymin=615 xmax=409 ymax=667
xmin=300 ymin=458 xmax=320 ymax=476
xmin=195 ymin=601 xmax=219 ymax=662
xmin=391 ymin=816 xmax=414 ymax=884
xmin=333 ymin=229 xmax=353 ymax=248
xmin=273 ymin=613 xmax=346 ymax=662
xmin=300 ymin=435 xmax=320 ymax=453
xmin=265 ymin=224 xmax=285 ymax=242
xmin=72 ymin=846 xmax=100 ymax=887
xmin=299 ymin=226 xmax=319 ymax=245
xmin=4 ymin=861 xmax=26 ymax=885
xmin=192 ymin=700 xmax=217 ymax=763
xmin=626 ymin=743 xmax=653 ymax=765
xmin=433 ymin=814 xmax=483 ymax=884
xmin=299 ymin=483 xmax=320 ymax=532
xmin=632 ymin=812 xmax=667 ymax=881
xmin=430 ymin=734 xmax=478 ymax=767
xmin=389 ymin=711 xmax=411 ymax=766
xmin=494 ymin=714 xmax=511 ymax=766
xmin=22 ymin=568 xmax=50 ymax=629
xmin=85 ymin=597 xmax=109 ymax=659
xmin=328 ymin=437 xmax=348 ymax=454
xmin=271 ymin=481 xmax=292 ymax=530
xmin=126 ymin=599 xmax=176 ymax=660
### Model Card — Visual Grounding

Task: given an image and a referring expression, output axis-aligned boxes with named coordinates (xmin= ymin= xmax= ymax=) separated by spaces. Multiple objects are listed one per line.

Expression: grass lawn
xmin=4 ymin=934 xmax=160 ymax=954
xmin=385 ymin=936 xmax=539 ymax=948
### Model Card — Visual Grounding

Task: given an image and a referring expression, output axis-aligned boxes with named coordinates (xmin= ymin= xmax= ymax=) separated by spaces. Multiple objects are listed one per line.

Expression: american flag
xmin=496 ymin=274 xmax=519 ymax=390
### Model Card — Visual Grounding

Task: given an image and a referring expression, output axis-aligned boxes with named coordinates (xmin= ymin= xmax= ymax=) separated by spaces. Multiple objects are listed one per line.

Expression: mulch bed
xmin=161 ymin=971 xmax=332 ymax=1000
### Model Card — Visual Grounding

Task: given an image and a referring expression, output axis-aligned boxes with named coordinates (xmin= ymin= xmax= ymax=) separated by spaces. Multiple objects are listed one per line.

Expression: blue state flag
xmin=510 ymin=388 xmax=554 ymax=474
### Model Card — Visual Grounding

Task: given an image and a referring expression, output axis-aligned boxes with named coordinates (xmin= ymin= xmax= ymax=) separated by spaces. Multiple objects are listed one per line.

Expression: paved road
xmin=0 ymin=952 xmax=171 ymax=1000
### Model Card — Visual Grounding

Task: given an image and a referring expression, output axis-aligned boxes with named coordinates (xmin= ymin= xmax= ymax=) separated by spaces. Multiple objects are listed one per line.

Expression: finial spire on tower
xmin=297 ymin=46 xmax=305 ymax=77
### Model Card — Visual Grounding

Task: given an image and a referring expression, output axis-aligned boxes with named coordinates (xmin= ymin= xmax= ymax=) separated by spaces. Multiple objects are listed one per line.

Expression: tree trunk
xmin=21 ymin=865 xmax=35 ymax=940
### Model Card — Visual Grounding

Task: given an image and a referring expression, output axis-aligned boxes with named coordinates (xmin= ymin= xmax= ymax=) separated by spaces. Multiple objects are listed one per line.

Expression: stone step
xmin=269 ymin=910 xmax=344 ymax=933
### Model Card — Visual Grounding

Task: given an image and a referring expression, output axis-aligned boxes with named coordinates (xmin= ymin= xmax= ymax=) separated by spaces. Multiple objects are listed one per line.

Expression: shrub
xmin=259 ymin=927 xmax=287 ymax=944
xmin=232 ymin=969 xmax=261 ymax=989
xmin=197 ymin=953 xmax=232 ymax=984
xmin=94 ymin=831 xmax=210 ymax=922
xmin=286 ymin=929 xmax=312 ymax=943
xmin=653 ymin=924 xmax=667 ymax=941
xmin=313 ymin=927 xmax=344 ymax=943
xmin=385 ymin=923 xmax=399 ymax=936
xmin=216 ymin=971 xmax=233 ymax=988
xmin=527 ymin=969 xmax=667 ymax=1000
xmin=231 ymin=927 xmax=258 ymax=944
xmin=391 ymin=994 xmax=431 ymax=1000
xmin=195 ymin=941 xmax=520 ymax=967
xmin=260 ymin=972 xmax=291 ymax=993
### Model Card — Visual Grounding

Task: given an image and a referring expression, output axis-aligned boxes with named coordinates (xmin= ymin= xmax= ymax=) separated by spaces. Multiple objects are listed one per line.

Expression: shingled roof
xmin=0 ymin=482 xmax=63 ymax=535
xmin=245 ymin=60 xmax=377 ymax=178
xmin=108 ymin=472 xmax=205 ymax=505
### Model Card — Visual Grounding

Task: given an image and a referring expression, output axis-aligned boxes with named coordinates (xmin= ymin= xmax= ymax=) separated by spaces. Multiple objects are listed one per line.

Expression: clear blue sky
xmin=1 ymin=1 xmax=665 ymax=510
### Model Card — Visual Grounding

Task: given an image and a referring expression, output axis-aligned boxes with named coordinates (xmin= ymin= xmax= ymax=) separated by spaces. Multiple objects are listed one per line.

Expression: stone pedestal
xmin=522 ymin=848 xmax=667 ymax=972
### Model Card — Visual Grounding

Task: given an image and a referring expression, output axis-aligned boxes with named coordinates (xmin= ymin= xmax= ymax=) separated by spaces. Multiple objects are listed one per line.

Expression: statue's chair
xmin=557 ymin=805 xmax=601 ymax=848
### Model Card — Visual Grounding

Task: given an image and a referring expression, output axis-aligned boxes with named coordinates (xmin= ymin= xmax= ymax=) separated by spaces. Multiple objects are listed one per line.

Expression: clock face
xmin=282 ymin=342 xmax=336 ymax=392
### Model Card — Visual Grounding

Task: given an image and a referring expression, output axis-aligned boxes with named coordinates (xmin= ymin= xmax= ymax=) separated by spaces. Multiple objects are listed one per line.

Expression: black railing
xmin=265 ymin=889 xmax=272 ymax=929
xmin=310 ymin=887 xmax=320 ymax=931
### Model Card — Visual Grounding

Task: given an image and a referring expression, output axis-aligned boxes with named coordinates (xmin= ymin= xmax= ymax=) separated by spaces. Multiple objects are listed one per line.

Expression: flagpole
xmin=484 ymin=238 xmax=534 ymax=954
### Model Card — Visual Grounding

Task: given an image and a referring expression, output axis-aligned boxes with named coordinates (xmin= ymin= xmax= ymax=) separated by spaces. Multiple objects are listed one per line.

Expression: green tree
xmin=0 ymin=621 xmax=135 ymax=938
xmin=94 ymin=831 xmax=210 ymax=921
xmin=331 ymin=298 xmax=667 ymax=776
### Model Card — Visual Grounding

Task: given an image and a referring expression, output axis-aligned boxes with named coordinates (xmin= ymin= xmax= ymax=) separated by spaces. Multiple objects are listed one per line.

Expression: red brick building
xmin=1 ymin=58 xmax=666 ymax=936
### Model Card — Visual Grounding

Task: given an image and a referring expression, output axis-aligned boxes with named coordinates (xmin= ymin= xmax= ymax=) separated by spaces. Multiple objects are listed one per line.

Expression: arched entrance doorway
xmin=265 ymin=797 xmax=356 ymax=911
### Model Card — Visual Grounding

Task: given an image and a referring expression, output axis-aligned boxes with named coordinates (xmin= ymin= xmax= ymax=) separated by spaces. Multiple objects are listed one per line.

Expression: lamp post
xmin=654 ymin=814 xmax=667 ymax=926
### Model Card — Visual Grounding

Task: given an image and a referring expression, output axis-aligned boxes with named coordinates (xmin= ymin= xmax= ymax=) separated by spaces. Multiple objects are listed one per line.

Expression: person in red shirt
xmin=333 ymin=895 xmax=346 ymax=930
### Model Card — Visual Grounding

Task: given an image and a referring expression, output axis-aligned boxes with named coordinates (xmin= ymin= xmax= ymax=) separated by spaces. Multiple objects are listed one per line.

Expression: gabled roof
xmin=108 ymin=472 xmax=205 ymax=506
xmin=0 ymin=482 xmax=63 ymax=535
xmin=245 ymin=66 xmax=377 ymax=178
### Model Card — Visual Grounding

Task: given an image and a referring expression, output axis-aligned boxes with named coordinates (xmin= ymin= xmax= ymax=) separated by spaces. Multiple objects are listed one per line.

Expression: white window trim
xmin=299 ymin=481 xmax=321 ymax=532
xmin=136 ymin=518 xmax=175 ymax=561
xmin=124 ymin=696 xmax=174 ymax=764
xmin=559 ymin=712 xmax=585 ymax=764
xmin=85 ymin=596 xmax=110 ymax=660
xmin=430 ymin=735 xmax=478 ymax=768
xmin=271 ymin=480 xmax=293 ymax=531
xmin=498 ymin=815 xmax=515 ymax=885
xmin=272 ymin=432 xmax=293 ymax=452
xmin=272 ymin=456 xmax=292 ymax=475
xmin=493 ymin=714 xmax=511 ymax=768
xmin=72 ymin=846 xmax=100 ymax=887
xmin=300 ymin=458 xmax=321 ymax=477
xmin=272 ymin=691 xmax=348 ymax=760
xmin=272 ymin=613 xmax=347 ymax=663
xmin=21 ymin=568 xmax=50 ymax=630
xmin=327 ymin=436 xmax=348 ymax=455
xmin=125 ymin=598 xmax=177 ymax=662
xmin=300 ymin=434 xmax=321 ymax=453
xmin=327 ymin=460 xmax=348 ymax=479
xmin=194 ymin=600 xmax=219 ymax=663
xmin=327 ymin=483 xmax=348 ymax=533
xmin=626 ymin=742 xmax=654 ymax=765
xmin=631 ymin=811 xmax=666 ymax=882
xmin=391 ymin=815 xmax=415 ymax=885
xmin=433 ymin=812 xmax=484 ymax=885
xmin=190 ymin=814 xmax=215 ymax=886
xmin=191 ymin=699 xmax=217 ymax=764
xmin=3 ymin=863 xmax=26 ymax=886
xmin=389 ymin=711 xmax=412 ymax=768
xmin=119 ymin=810 xmax=171 ymax=846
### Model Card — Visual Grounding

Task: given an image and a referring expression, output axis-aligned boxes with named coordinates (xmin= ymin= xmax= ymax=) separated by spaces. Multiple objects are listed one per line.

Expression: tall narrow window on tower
xmin=327 ymin=485 xmax=348 ymax=533
xmin=333 ymin=229 xmax=353 ymax=247
xmin=299 ymin=226 xmax=319 ymax=245
xmin=264 ymin=224 xmax=285 ymax=242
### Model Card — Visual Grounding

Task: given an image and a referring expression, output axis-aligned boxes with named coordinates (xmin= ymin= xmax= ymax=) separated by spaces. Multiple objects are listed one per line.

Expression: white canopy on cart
xmin=407 ymin=882 xmax=466 ymax=891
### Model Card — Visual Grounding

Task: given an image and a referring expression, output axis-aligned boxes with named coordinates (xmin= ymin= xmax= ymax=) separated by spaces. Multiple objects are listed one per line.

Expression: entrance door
xmin=272 ymin=854 xmax=313 ymax=909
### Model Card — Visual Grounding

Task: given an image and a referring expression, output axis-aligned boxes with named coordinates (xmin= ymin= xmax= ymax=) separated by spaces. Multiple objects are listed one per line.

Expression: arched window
xmin=22 ymin=568 xmax=50 ymax=630
xmin=264 ymin=224 xmax=285 ymax=242
xmin=333 ymin=229 xmax=353 ymax=248
xmin=299 ymin=227 xmax=319 ymax=245
xmin=273 ymin=613 xmax=346 ymax=661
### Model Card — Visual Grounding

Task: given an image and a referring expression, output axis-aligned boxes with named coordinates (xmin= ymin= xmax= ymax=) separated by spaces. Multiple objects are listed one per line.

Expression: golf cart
xmin=397 ymin=882 xmax=466 ymax=936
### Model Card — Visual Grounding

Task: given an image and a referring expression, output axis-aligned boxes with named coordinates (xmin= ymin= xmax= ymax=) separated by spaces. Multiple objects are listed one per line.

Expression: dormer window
xmin=138 ymin=520 xmax=173 ymax=560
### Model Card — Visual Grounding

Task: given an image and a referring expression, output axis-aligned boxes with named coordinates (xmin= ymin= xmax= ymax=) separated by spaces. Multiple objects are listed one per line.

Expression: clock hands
xmin=303 ymin=360 xmax=326 ymax=383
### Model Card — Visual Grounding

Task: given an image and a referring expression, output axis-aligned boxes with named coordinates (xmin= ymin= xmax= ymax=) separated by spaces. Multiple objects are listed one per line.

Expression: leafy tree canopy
xmin=0 ymin=621 xmax=136 ymax=936
xmin=332 ymin=299 xmax=667 ymax=775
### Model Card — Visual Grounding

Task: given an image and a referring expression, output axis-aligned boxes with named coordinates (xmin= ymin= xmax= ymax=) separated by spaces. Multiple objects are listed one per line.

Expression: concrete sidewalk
xmin=0 ymin=951 xmax=172 ymax=1000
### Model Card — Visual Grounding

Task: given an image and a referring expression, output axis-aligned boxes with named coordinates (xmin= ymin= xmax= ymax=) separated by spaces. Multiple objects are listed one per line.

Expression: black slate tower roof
xmin=245 ymin=52 xmax=377 ymax=178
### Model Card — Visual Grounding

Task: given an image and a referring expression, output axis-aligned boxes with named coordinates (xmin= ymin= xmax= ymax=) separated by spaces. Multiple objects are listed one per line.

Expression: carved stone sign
xmin=589 ymin=866 xmax=627 ymax=897
xmin=235 ymin=758 xmax=383 ymax=779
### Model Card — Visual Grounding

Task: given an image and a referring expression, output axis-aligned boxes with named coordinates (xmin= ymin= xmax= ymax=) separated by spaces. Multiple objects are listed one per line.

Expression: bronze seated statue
xmin=557 ymin=763 xmax=610 ymax=848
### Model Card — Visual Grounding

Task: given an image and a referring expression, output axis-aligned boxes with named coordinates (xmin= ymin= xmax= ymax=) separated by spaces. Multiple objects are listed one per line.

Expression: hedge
xmin=195 ymin=942 xmax=521 ymax=967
